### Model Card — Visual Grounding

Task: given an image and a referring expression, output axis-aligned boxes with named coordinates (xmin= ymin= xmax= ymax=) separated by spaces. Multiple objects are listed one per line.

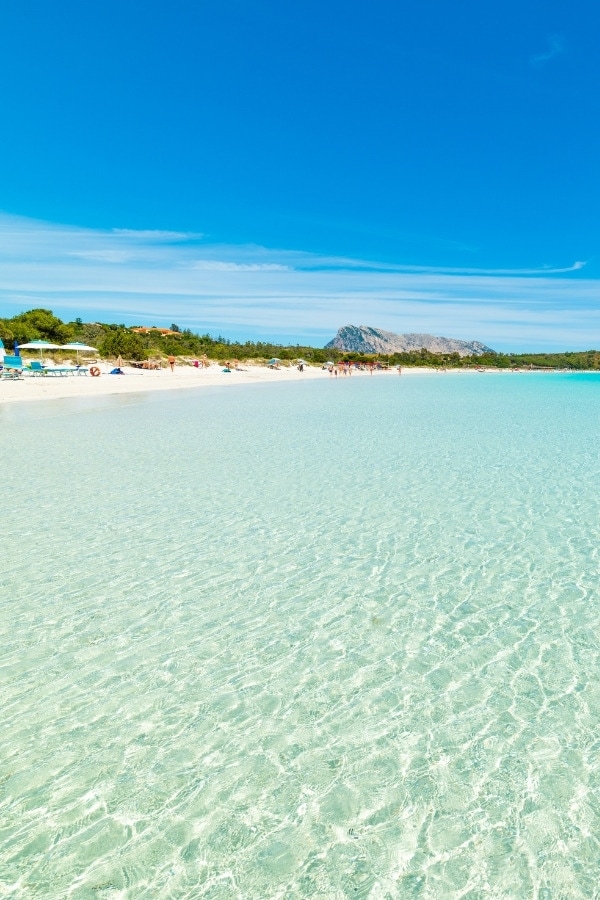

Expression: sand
xmin=0 ymin=361 xmax=530 ymax=405
xmin=0 ymin=361 xmax=414 ymax=405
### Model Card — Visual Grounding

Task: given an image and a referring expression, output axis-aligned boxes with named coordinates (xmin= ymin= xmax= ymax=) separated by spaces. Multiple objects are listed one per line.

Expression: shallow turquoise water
xmin=2 ymin=373 xmax=600 ymax=898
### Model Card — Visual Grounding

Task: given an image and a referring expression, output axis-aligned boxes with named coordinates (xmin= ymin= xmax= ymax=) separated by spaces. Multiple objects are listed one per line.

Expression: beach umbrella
xmin=268 ymin=358 xmax=281 ymax=366
xmin=61 ymin=342 xmax=99 ymax=362
xmin=18 ymin=340 xmax=62 ymax=360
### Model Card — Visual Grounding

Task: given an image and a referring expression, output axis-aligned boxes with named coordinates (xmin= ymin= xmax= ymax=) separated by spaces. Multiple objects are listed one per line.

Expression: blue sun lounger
xmin=26 ymin=360 xmax=46 ymax=376
xmin=1 ymin=355 xmax=24 ymax=379
xmin=40 ymin=363 xmax=79 ymax=376
xmin=26 ymin=360 xmax=90 ymax=376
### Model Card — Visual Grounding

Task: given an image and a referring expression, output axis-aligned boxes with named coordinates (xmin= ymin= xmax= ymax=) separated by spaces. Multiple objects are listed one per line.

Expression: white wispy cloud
xmin=298 ymin=256 xmax=587 ymax=277
xmin=0 ymin=211 xmax=597 ymax=351
xmin=530 ymin=34 xmax=566 ymax=67
xmin=68 ymin=250 xmax=137 ymax=263
xmin=112 ymin=228 xmax=202 ymax=241
xmin=187 ymin=261 xmax=289 ymax=272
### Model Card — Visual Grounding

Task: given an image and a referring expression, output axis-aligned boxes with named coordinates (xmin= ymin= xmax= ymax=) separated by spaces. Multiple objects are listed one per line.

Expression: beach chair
xmin=42 ymin=361 xmax=76 ymax=376
xmin=1 ymin=355 xmax=24 ymax=379
xmin=26 ymin=360 xmax=46 ymax=376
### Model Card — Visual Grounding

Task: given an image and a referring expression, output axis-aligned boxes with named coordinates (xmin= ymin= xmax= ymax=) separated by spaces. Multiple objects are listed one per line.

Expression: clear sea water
xmin=2 ymin=372 xmax=600 ymax=899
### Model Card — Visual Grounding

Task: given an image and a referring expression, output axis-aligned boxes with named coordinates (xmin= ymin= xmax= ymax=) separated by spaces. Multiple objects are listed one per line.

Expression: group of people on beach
xmin=164 ymin=357 xmax=401 ymax=377
xmin=325 ymin=362 xmax=353 ymax=377
xmin=324 ymin=361 xmax=391 ymax=376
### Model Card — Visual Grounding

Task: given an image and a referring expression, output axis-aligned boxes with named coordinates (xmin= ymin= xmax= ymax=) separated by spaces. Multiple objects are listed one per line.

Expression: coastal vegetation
xmin=1 ymin=308 xmax=599 ymax=369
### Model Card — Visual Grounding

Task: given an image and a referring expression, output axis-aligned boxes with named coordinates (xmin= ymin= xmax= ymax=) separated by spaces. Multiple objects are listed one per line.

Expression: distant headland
xmin=327 ymin=324 xmax=494 ymax=357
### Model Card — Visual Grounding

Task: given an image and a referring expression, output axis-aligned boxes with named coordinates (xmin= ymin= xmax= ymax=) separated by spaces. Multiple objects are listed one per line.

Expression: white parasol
xmin=18 ymin=340 xmax=62 ymax=360
xmin=61 ymin=342 xmax=99 ymax=362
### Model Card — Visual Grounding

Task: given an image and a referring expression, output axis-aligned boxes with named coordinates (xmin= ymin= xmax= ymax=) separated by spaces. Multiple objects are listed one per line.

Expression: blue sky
xmin=0 ymin=0 xmax=598 ymax=350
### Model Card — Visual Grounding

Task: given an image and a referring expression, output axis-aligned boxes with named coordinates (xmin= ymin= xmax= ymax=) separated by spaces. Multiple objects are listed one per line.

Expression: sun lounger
xmin=1 ymin=355 xmax=24 ymax=379
xmin=25 ymin=360 xmax=46 ymax=376
xmin=41 ymin=362 xmax=79 ymax=376
xmin=24 ymin=360 xmax=86 ymax=376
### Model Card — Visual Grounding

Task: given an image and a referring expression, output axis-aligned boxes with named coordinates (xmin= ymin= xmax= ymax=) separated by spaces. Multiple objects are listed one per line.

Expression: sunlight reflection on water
xmin=2 ymin=373 xmax=600 ymax=897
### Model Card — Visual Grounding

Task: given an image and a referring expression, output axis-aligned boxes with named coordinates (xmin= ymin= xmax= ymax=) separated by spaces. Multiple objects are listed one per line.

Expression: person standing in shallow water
xmin=168 ymin=355 xmax=175 ymax=373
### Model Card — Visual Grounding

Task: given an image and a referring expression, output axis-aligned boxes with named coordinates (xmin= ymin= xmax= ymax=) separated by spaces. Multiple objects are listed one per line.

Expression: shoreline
xmin=0 ymin=362 xmax=372 ymax=405
xmin=0 ymin=363 xmax=588 ymax=406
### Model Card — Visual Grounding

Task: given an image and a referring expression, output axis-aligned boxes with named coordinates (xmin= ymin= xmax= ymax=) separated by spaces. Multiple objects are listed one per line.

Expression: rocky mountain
xmin=326 ymin=325 xmax=494 ymax=357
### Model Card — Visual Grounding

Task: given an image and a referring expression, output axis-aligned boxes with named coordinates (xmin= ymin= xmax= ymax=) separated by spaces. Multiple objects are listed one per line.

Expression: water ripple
xmin=2 ymin=375 xmax=600 ymax=897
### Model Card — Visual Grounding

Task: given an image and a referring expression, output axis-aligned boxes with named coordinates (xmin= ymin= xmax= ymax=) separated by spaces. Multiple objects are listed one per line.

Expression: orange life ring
xmin=90 ymin=366 xmax=101 ymax=377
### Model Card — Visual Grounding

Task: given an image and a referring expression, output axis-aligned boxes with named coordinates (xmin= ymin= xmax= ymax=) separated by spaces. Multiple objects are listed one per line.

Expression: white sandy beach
xmin=0 ymin=361 xmax=404 ymax=405
xmin=0 ymin=362 xmax=556 ymax=405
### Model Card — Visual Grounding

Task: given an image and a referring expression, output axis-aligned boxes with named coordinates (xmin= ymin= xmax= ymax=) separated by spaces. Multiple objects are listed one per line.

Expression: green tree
xmin=98 ymin=329 xmax=146 ymax=360
xmin=82 ymin=323 xmax=105 ymax=344
xmin=11 ymin=308 xmax=75 ymax=342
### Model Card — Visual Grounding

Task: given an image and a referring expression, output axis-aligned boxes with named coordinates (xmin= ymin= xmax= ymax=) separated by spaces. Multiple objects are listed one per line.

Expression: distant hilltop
xmin=326 ymin=325 xmax=494 ymax=357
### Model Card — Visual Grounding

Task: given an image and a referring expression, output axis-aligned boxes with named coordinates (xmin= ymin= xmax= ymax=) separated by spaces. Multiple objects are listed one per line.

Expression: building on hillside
xmin=131 ymin=327 xmax=181 ymax=336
